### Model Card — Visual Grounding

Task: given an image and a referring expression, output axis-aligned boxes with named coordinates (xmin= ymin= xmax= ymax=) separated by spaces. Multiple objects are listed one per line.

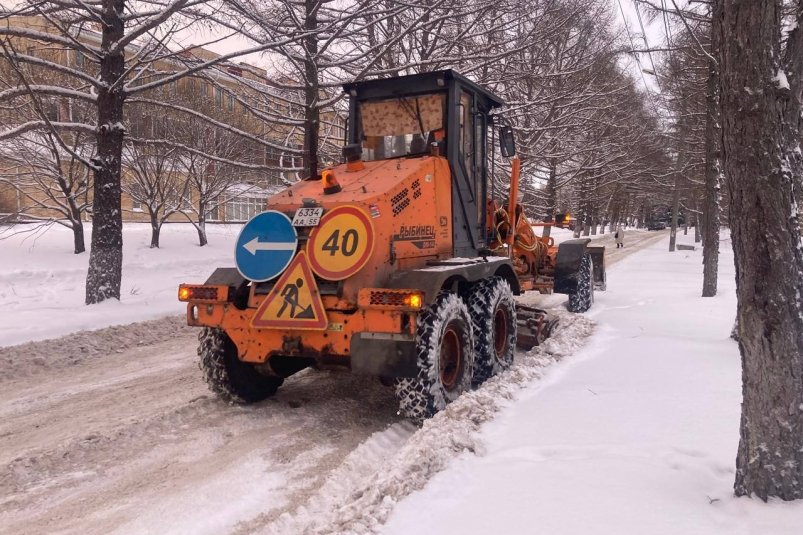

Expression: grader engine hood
xmin=232 ymin=155 xmax=453 ymax=332
xmin=267 ymin=157 xmax=453 ymax=265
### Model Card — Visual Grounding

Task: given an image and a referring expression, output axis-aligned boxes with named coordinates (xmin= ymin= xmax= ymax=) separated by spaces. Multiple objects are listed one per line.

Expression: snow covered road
xmin=0 ymin=320 xmax=408 ymax=534
xmin=0 ymin=226 xmax=665 ymax=534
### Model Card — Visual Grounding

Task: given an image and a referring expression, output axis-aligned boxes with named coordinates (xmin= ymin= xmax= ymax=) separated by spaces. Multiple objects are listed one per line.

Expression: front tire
xmin=198 ymin=327 xmax=283 ymax=403
xmin=468 ymin=278 xmax=516 ymax=386
xmin=568 ymin=253 xmax=594 ymax=313
xmin=394 ymin=292 xmax=474 ymax=424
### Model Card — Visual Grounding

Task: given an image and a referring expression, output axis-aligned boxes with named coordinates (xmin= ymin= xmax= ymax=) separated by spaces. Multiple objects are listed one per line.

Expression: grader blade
xmin=516 ymin=305 xmax=558 ymax=350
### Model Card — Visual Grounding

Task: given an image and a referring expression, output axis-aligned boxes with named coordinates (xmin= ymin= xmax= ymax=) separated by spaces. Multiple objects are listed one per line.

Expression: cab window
xmin=358 ymin=93 xmax=445 ymax=161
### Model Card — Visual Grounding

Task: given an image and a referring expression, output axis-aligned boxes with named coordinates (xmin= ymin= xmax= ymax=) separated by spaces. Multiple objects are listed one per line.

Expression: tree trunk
xmin=669 ymin=137 xmax=685 ymax=253
xmin=302 ymin=0 xmax=320 ymax=180
xmin=69 ymin=201 xmax=86 ymax=254
xmin=719 ymin=0 xmax=803 ymax=501
xmin=72 ymin=220 xmax=86 ymax=254
xmin=86 ymin=0 xmax=125 ymax=304
xmin=61 ymin=170 xmax=86 ymax=254
xmin=149 ymin=212 xmax=160 ymax=248
xmin=703 ymin=9 xmax=722 ymax=297
xmin=197 ymin=213 xmax=208 ymax=247
xmin=542 ymin=158 xmax=557 ymax=239
xmin=668 ymin=173 xmax=680 ymax=252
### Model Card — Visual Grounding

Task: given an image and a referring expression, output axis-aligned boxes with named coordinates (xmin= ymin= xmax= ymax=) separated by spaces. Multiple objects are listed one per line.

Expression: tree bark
xmin=85 ymin=0 xmax=125 ymax=304
xmin=542 ymin=158 xmax=557 ymax=239
xmin=668 ymin=171 xmax=681 ymax=252
xmin=196 ymin=206 xmax=208 ymax=247
xmin=72 ymin=220 xmax=86 ymax=254
xmin=69 ymin=200 xmax=86 ymax=254
xmin=719 ymin=0 xmax=803 ymax=501
xmin=302 ymin=0 xmax=320 ymax=180
xmin=702 ymin=4 xmax=722 ymax=297
xmin=149 ymin=212 xmax=160 ymax=248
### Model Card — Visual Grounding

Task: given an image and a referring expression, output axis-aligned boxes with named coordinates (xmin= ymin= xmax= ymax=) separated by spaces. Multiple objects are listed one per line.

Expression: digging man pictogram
xmin=277 ymin=278 xmax=314 ymax=319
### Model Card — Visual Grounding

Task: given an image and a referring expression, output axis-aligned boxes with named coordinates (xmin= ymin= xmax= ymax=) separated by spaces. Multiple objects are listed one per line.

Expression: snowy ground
xmin=0 ymin=225 xmax=665 ymax=534
xmin=0 ymin=223 xmax=242 ymax=346
xmin=6 ymin=204 xmax=787 ymax=535
xmin=382 ymin=233 xmax=803 ymax=535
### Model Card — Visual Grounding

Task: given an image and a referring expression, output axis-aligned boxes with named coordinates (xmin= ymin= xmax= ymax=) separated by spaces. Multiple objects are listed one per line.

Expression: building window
xmin=44 ymin=98 xmax=59 ymax=121
xmin=129 ymin=183 xmax=144 ymax=211
xmin=215 ymin=87 xmax=223 ymax=107
xmin=75 ymin=50 xmax=85 ymax=69
xmin=225 ymin=196 xmax=263 ymax=222
xmin=171 ymin=188 xmax=192 ymax=211
xmin=227 ymin=94 xmax=234 ymax=111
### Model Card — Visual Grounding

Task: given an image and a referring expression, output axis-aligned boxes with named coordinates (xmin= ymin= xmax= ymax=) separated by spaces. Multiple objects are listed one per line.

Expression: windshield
xmin=358 ymin=93 xmax=445 ymax=161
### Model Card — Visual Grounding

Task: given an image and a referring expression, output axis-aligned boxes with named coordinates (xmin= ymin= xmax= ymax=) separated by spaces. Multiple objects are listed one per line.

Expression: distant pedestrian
xmin=615 ymin=227 xmax=624 ymax=248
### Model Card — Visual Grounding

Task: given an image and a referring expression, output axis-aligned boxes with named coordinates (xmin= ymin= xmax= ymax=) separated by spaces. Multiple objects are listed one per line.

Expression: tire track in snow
xmin=261 ymin=309 xmax=595 ymax=535
xmin=0 ymin=333 xmax=402 ymax=535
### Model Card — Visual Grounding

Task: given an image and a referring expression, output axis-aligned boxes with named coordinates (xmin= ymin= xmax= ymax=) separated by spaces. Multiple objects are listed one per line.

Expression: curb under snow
xmin=266 ymin=308 xmax=595 ymax=535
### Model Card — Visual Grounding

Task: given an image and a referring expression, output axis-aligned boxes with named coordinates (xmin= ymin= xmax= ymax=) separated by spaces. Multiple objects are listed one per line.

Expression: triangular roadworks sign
xmin=252 ymin=251 xmax=328 ymax=330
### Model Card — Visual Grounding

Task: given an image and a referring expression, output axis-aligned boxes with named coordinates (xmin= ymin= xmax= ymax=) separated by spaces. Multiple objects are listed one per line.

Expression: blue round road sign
xmin=235 ymin=210 xmax=298 ymax=282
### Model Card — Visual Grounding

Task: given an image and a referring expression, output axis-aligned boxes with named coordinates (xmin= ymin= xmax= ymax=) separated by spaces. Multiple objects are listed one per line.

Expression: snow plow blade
xmin=587 ymin=245 xmax=606 ymax=291
xmin=516 ymin=305 xmax=558 ymax=349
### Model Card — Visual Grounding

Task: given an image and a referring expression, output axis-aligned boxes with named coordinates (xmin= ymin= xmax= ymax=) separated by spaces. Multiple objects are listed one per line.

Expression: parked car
xmin=647 ymin=221 xmax=667 ymax=230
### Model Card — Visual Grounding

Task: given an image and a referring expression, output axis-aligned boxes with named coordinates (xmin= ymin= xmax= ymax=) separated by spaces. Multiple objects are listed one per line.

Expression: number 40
xmin=322 ymin=229 xmax=359 ymax=257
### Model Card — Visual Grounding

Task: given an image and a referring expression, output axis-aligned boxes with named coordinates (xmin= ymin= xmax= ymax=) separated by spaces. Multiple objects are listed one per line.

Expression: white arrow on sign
xmin=243 ymin=237 xmax=296 ymax=255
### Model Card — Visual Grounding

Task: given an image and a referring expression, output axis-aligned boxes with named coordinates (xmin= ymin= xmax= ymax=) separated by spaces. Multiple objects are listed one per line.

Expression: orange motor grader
xmin=178 ymin=70 xmax=605 ymax=422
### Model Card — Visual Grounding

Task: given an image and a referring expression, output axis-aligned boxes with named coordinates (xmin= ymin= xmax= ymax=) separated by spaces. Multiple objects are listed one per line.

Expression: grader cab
xmin=178 ymin=70 xmax=605 ymax=422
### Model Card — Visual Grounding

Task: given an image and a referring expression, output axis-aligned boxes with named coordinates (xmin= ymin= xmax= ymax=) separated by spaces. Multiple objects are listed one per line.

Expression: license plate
xmin=292 ymin=207 xmax=323 ymax=227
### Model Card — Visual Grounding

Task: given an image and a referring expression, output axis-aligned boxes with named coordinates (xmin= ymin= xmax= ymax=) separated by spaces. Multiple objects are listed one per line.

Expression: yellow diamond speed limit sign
xmin=307 ymin=205 xmax=375 ymax=280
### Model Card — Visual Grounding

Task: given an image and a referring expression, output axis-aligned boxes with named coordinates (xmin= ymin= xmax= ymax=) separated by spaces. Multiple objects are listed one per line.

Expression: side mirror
xmin=499 ymin=125 xmax=516 ymax=157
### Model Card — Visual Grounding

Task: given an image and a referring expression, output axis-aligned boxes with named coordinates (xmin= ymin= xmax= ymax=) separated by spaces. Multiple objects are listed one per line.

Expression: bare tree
xmin=717 ymin=0 xmax=803 ymax=501
xmin=643 ymin=0 xmax=722 ymax=291
xmin=177 ymin=124 xmax=250 ymax=247
xmin=0 ymin=0 xmax=311 ymax=304
xmin=122 ymin=141 xmax=186 ymax=248
xmin=0 ymin=128 xmax=92 ymax=253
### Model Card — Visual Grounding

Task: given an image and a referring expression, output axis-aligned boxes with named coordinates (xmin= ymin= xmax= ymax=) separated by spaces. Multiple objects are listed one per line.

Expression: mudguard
xmin=386 ymin=256 xmax=521 ymax=304
xmin=553 ymin=239 xmax=606 ymax=294
xmin=203 ymin=267 xmax=247 ymax=287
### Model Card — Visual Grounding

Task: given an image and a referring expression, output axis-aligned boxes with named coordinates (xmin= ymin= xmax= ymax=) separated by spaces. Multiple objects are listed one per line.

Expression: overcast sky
xmin=614 ymin=0 xmax=668 ymax=96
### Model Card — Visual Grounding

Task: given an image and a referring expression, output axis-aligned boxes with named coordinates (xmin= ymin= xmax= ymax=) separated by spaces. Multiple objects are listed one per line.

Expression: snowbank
xmin=0 ymin=223 xmax=241 ymax=346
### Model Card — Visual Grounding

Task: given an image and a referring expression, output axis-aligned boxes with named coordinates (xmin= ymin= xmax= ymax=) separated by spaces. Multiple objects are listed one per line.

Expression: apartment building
xmin=0 ymin=16 xmax=334 ymax=224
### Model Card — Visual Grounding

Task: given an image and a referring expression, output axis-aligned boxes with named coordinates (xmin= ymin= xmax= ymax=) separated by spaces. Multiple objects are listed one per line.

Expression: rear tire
xmin=468 ymin=277 xmax=516 ymax=386
xmin=568 ymin=253 xmax=594 ymax=313
xmin=198 ymin=327 xmax=283 ymax=403
xmin=394 ymin=292 xmax=474 ymax=424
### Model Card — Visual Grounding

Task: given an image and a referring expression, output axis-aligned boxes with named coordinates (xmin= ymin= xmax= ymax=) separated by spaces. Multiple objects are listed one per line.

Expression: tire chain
xmin=393 ymin=292 xmax=473 ymax=424
xmin=467 ymin=277 xmax=516 ymax=386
